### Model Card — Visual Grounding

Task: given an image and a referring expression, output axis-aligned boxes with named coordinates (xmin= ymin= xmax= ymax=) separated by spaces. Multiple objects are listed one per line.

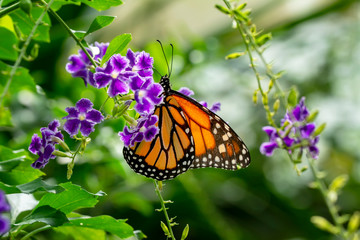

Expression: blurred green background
xmin=1 ymin=0 xmax=360 ymax=239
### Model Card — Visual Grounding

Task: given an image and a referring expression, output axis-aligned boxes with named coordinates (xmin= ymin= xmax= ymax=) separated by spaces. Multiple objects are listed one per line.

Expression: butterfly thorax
xmin=160 ymin=75 xmax=171 ymax=95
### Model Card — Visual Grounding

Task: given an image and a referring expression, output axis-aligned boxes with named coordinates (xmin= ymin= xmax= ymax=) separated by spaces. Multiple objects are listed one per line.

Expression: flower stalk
xmin=153 ymin=180 xmax=176 ymax=240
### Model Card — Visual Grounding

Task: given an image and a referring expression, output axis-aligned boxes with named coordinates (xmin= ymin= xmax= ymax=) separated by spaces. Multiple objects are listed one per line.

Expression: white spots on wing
xmin=213 ymin=128 xmax=218 ymax=135
xmin=222 ymin=134 xmax=229 ymax=141
xmin=218 ymin=144 xmax=226 ymax=154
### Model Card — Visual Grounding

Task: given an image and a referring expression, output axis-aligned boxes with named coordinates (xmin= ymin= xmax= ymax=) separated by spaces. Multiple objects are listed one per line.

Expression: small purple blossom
xmin=284 ymin=97 xmax=309 ymax=123
xmin=260 ymin=97 xmax=320 ymax=159
xmin=66 ymin=42 xmax=109 ymax=87
xmin=119 ymin=114 xmax=159 ymax=147
xmin=129 ymin=76 xmax=163 ymax=114
xmin=29 ymin=120 xmax=63 ymax=169
xmin=94 ymin=54 xmax=136 ymax=97
xmin=126 ymin=49 xmax=154 ymax=77
xmin=178 ymin=87 xmax=221 ymax=113
xmin=63 ymin=98 xmax=104 ymax=137
xmin=0 ymin=191 xmax=10 ymax=235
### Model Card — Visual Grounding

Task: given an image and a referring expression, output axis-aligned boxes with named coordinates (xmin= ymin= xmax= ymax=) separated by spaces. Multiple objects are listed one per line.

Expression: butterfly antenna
xmin=169 ymin=43 xmax=174 ymax=78
xmin=152 ymin=67 xmax=162 ymax=78
xmin=157 ymin=40 xmax=170 ymax=76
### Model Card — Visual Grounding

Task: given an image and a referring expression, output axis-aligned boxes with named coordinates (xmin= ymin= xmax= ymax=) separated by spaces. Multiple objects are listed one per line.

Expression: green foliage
xmin=35 ymin=182 xmax=104 ymax=214
xmin=0 ymin=0 xmax=359 ymax=239
xmin=10 ymin=7 xmax=51 ymax=42
xmin=85 ymin=16 xmax=116 ymax=37
xmin=16 ymin=205 xmax=69 ymax=227
xmin=0 ymin=61 xmax=36 ymax=95
xmin=0 ymin=27 xmax=18 ymax=61
xmin=0 ymin=146 xmax=44 ymax=185
xmin=101 ymin=33 xmax=132 ymax=66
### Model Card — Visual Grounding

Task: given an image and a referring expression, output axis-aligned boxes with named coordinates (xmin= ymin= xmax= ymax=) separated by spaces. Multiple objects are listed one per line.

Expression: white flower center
xmin=139 ymin=126 xmax=146 ymax=132
xmin=79 ymin=113 xmax=86 ymax=121
xmin=138 ymin=90 xmax=146 ymax=98
xmin=132 ymin=65 xmax=140 ymax=72
xmin=111 ymin=72 xmax=119 ymax=79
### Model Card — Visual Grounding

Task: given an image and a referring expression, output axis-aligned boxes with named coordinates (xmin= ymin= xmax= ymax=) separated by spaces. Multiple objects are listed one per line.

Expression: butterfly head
xmin=160 ymin=75 xmax=171 ymax=94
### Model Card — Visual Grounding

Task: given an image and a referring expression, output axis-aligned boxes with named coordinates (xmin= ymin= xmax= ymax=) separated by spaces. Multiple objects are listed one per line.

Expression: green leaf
xmin=181 ymin=224 xmax=189 ymax=240
xmin=255 ymin=33 xmax=272 ymax=47
xmin=17 ymin=178 xmax=64 ymax=194
xmin=0 ymin=27 xmax=18 ymax=61
xmin=311 ymin=216 xmax=340 ymax=234
xmin=0 ymin=106 xmax=13 ymax=127
xmin=73 ymin=30 xmax=86 ymax=40
xmin=86 ymin=16 xmax=116 ymax=37
xmin=50 ymin=0 xmax=81 ymax=11
xmin=287 ymin=86 xmax=298 ymax=107
xmin=0 ymin=182 xmax=21 ymax=194
xmin=36 ymin=182 xmax=104 ymax=214
xmin=0 ymin=61 xmax=37 ymax=95
xmin=215 ymin=4 xmax=231 ymax=15
xmin=329 ymin=174 xmax=348 ymax=193
xmin=81 ymin=0 xmax=123 ymax=11
xmin=9 ymin=7 xmax=51 ymax=42
xmin=101 ymin=33 xmax=131 ymax=66
xmin=55 ymin=226 xmax=105 ymax=240
xmin=225 ymin=52 xmax=246 ymax=60
xmin=19 ymin=0 xmax=32 ymax=16
xmin=0 ymin=146 xmax=44 ymax=185
xmin=348 ymin=211 xmax=360 ymax=233
xmin=61 ymin=215 xmax=134 ymax=238
xmin=16 ymin=205 xmax=69 ymax=227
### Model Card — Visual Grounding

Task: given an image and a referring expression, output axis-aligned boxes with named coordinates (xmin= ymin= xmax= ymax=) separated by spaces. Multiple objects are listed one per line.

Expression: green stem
xmin=0 ymin=0 xmax=55 ymax=107
xmin=0 ymin=1 xmax=20 ymax=18
xmin=43 ymin=1 xmax=97 ymax=68
xmin=153 ymin=180 xmax=176 ymax=240
xmin=307 ymin=158 xmax=347 ymax=239
xmin=21 ymin=225 xmax=52 ymax=240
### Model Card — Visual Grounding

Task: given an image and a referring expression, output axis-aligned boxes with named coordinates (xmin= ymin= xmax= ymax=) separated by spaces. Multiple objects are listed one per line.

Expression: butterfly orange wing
xmin=123 ymin=94 xmax=195 ymax=180
xmin=170 ymin=91 xmax=251 ymax=170
xmin=123 ymin=90 xmax=251 ymax=180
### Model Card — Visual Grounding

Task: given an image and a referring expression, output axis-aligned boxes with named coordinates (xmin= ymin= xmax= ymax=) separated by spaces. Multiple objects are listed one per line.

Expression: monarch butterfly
xmin=123 ymin=75 xmax=251 ymax=181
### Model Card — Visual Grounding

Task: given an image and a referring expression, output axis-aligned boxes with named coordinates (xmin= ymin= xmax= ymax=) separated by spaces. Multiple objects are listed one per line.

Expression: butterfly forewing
xmin=170 ymin=91 xmax=251 ymax=170
xmin=123 ymin=95 xmax=195 ymax=180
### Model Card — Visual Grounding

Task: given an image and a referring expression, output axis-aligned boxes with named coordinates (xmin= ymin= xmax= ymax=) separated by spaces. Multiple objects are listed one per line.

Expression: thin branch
xmin=0 ymin=0 xmax=55 ymax=107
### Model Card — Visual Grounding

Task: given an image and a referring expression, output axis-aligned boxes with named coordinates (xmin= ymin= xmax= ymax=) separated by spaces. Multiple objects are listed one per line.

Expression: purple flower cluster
xmin=29 ymin=120 xmax=64 ymax=169
xmin=63 ymin=98 xmax=104 ymax=137
xmin=178 ymin=87 xmax=221 ymax=113
xmin=66 ymin=42 xmax=109 ymax=87
xmin=0 ymin=191 xmax=10 ymax=235
xmin=260 ymin=97 xmax=320 ymax=159
xmin=119 ymin=114 xmax=159 ymax=147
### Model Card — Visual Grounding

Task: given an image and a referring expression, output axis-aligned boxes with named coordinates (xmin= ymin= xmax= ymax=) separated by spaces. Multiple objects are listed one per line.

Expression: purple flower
xmin=63 ymin=98 xmax=104 ymax=137
xmin=0 ymin=191 xmax=10 ymax=235
xmin=129 ymin=76 xmax=163 ymax=114
xmin=260 ymin=97 xmax=320 ymax=159
xmin=178 ymin=87 xmax=221 ymax=113
xmin=29 ymin=120 xmax=63 ymax=169
xmin=94 ymin=54 xmax=136 ymax=97
xmin=66 ymin=42 xmax=109 ymax=87
xmin=119 ymin=114 xmax=159 ymax=147
xmin=284 ymin=97 xmax=309 ymax=123
xmin=126 ymin=49 xmax=154 ymax=77
xmin=178 ymin=87 xmax=194 ymax=97
xmin=200 ymin=101 xmax=221 ymax=113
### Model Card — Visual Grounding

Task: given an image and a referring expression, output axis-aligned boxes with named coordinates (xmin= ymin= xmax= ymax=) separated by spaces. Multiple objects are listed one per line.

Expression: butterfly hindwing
xmin=123 ymin=94 xmax=195 ymax=180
